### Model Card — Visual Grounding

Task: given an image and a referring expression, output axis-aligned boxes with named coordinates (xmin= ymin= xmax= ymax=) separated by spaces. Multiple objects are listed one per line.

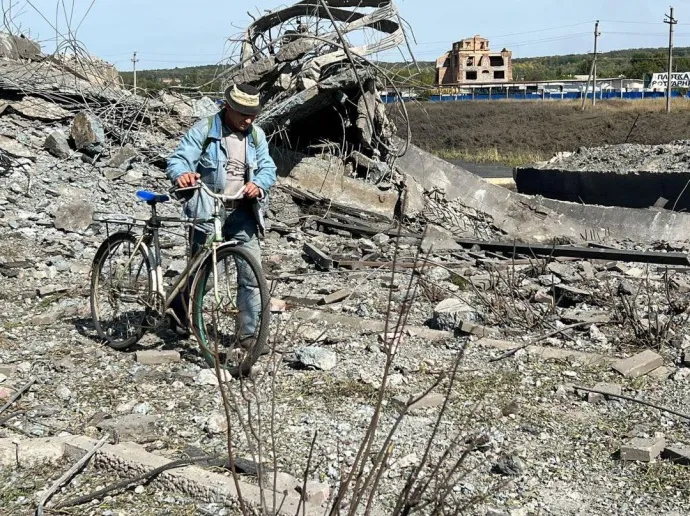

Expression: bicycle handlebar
xmin=170 ymin=181 xmax=246 ymax=203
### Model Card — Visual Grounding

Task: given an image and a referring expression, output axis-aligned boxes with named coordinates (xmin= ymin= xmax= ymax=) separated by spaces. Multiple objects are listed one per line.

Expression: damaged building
xmin=435 ymin=35 xmax=513 ymax=86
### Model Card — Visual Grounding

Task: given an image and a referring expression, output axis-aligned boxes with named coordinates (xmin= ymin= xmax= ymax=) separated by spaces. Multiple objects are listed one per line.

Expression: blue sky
xmin=5 ymin=0 xmax=688 ymax=70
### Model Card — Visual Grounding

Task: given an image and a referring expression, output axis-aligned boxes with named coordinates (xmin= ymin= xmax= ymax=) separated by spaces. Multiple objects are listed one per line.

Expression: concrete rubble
xmin=1 ymin=3 xmax=690 ymax=514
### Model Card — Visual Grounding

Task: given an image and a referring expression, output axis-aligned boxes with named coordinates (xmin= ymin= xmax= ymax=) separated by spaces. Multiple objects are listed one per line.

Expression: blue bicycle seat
xmin=136 ymin=190 xmax=170 ymax=203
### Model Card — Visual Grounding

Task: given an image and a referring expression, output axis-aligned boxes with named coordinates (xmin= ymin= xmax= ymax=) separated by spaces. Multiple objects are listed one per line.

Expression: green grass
xmin=434 ymin=148 xmax=548 ymax=168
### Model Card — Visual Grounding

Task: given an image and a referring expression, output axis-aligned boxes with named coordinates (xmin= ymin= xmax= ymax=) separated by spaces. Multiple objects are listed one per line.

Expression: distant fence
xmin=381 ymin=90 xmax=689 ymax=104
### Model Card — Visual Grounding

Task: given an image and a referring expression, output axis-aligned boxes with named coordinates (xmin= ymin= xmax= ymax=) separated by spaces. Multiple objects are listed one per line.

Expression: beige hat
xmin=224 ymin=83 xmax=261 ymax=116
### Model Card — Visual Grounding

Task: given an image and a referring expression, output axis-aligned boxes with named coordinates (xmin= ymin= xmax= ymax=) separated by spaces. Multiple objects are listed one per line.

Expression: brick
xmin=586 ymin=382 xmax=622 ymax=404
xmin=620 ymin=437 xmax=665 ymax=462
xmin=319 ymin=288 xmax=352 ymax=305
xmin=662 ymin=445 xmax=690 ymax=465
xmin=393 ymin=392 xmax=446 ymax=411
xmin=612 ymin=350 xmax=663 ymax=378
xmin=135 ymin=350 xmax=181 ymax=365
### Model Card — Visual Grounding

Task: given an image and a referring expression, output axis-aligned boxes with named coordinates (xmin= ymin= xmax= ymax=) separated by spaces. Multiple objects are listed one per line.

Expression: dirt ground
xmin=405 ymin=99 xmax=690 ymax=163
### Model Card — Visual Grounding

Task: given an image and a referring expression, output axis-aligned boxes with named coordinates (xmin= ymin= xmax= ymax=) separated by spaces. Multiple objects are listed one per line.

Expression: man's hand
xmin=176 ymin=173 xmax=200 ymax=188
xmin=244 ymin=182 xmax=262 ymax=199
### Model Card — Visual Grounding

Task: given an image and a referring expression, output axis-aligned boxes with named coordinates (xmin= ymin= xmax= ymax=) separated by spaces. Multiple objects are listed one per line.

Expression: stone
xmin=44 ymin=131 xmax=72 ymax=159
xmin=297 ymin=481 xmax=330 ymax=505
xmin=546 ymin=262 xmax=577 ymax=282
xmin=662 ymin=445 xmax=690 ymax=465
xmin=9 ymin=97 xmax=71 ymax=121
xmin=135 ymin=350 xmax=181 ymax=365
xmin=97 ymin=414 xmax=159 ymax=443
xmin=554 ymin=284 xmax=591 ymax=307
xmin=491 ymin=454 xmax=525 ymax=476
xmin=683 ymin=350 xmax=690 ymax=365
xmin=648 ymin=366 xmax=674 ymax=381
xmin=295 ymin=347 xmax=337 ymax=371
xmin=260 ymin=471 xmax=300 ymax=494
xmin=71 ymin=111 xmax=105 ymax=151
xmin=371 ymin=233 xmax=390 ymax=245
xmin=432 ymin=298 xmax=482 ymax=331
xmin=533 ymin=289 xmax=553 ymax=305
xmin=393 ymin=392 xmax=445 ymax=411
xmin=0 ymin=135 xmax=33 ymax=159
xmin=560 ymin=309 xmax=611 ymax=324
xmin=132 ymin=402 xmax=151 ymax=415
xmin=191 ymin=96 xmax=219 ymax=118
xmin=501 ymin=399 xmax=521 ymax=416
xmin=425 ymin=266 xmax=451 ymax=283
xmin=204 ymin=412 xmax=228 ymax=435
xmin=585 ymin=383 xmax=621 ymax=404
xmin=134 ymin=485 xmax=145 ymax=494
xmin=54 ymin=202 xmax=94 ymax=233
xmin=620 ymin=437 xmax=665 ymax=462
xmin=195 ymin=369 xmax=232 ymax=386
xmin=107 ymin=143 xmax=138 ymax=169
xmin=420 ymin=224 xmax=461 ymax=253
xmin=588 ymin=324 xmax=608 ymax=345
xmin=0 ymin=386 xmax=15 ymax=400
xmin=612 ymin=350 xmax=664 ymax=378
xmin=55 ymin=385 xmax=72 ymax=401
xmin=618 ymin=280 xmax=638 ymax=296
xmin=319 ymin=288 xmax=352 ymax=305
xmin=270 ymin=298 xmax=287 ymax=313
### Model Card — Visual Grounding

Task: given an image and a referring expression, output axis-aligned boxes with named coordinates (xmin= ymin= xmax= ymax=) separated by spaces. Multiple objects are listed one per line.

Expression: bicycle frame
xmin=96 ymin=182 xmax=242 ymax=320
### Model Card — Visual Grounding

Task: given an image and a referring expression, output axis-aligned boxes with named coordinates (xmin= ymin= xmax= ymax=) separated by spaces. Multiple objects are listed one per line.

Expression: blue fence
xmin=381 ymin=90 xmax=689 ymax=103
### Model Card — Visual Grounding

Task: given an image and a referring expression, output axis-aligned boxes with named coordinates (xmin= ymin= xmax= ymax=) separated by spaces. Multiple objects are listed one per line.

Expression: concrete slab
xmin=612 ymin=350 xmax=663 ymax=378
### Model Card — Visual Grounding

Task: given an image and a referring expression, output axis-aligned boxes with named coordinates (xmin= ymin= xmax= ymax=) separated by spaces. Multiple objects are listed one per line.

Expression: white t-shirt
xmin=223 ymin=130 xmax=246 ymax=198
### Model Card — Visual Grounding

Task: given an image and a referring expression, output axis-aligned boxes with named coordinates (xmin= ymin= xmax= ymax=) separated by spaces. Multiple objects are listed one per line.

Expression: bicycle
xmin=89 ymin=181 xmax=270 ymax=377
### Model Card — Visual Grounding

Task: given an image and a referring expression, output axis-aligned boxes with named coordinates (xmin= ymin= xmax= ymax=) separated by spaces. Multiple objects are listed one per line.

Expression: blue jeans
xmin=171 ymin=204 xmax=262 ymax=339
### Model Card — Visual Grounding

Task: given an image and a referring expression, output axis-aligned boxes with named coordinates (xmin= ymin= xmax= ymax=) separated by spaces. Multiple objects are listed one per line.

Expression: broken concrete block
xmin=393 ymin=392 xmax=445 ymax=411
xmin=683 ymin=350 xmax=690 ymax=366
xmin=297 ymin=481 xmax=330 ymax=505
xmin=135 ymin=350 xmax=181 ymax=365
xmin=54 ymin=202 xmax=94 ymax=233
xmin=662 ymin=445 xmax=690 ymax=465
xmin=261 ymin=471 xmax=300 ymax=494
xmin=585 ymin=382 xmax=622 ymax=404
xmin=420 ymin=224 xmax=462 ymax=253
xmin=9 ymin=97 xmax=71 ymax=121
xmin=295 ymin=347 xmax=336 ymax=371
xmin=648 ymin=366 xmax=674 ymax=381
xmin=319 ymin=288 xmax=352 ymax=305
xmin=0 ymin=437 xmax=66 ymax=468
xmin=432 ymin=298 xmax=482 ymax=331
xmin=97 ymin=414 xmax=160 ymax=443
xmin=554 ymin=284 xmax=591 ymax=307
xmin=71 ymin=111 xmax=105 ymax=151
xmin=401 ymin=174 xmax=426 ymax=218
xmin=0 ymin=135 xmax=33 ymax=159
xmin=612 ymin=350 xmax=664 ymax=378
xmin=44 ymin=131 xmax=72 ymax=158
xmin=303 ymin=243 xmax=332 ymax=270
xmin=270 ymin=298 xmax=287 ymax=312
xmin=107 ymin=143 xmax=138 ymax=169
xmin=620 ymin=437 xmax=665 ymax=462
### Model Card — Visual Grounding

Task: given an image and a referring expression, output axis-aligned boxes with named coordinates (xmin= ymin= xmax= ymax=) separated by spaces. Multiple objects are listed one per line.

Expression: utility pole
xmin=581 ymin=21 xmax=600 ymax=111
xmin=665 ymin=7 xmax=677 ymax=113
xmin=131 ymin=51 xmax=139 ymax=95
xmin=592 ymin=20 xmax=600 ymax=107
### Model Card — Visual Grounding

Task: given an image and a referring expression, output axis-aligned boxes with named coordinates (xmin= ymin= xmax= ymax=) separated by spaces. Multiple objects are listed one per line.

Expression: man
xmin=165 ymin=83 xmax=277 ymax=347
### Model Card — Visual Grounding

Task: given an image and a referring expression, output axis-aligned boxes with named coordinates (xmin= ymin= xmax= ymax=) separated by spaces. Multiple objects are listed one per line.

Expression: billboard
xmin=650 ymin=72 xmax=690 ymax=89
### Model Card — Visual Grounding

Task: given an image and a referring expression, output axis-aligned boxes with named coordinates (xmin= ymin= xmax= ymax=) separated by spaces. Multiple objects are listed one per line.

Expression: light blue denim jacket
xmin=165 ymin=109 xmax=277 ymax=234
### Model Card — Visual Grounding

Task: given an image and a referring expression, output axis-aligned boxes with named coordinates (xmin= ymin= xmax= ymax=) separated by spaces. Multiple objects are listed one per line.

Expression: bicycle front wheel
xmin=90 ymin=232 xmax=152 ymax=350
xmin=190 ymin=244 xmax=270 ymax=377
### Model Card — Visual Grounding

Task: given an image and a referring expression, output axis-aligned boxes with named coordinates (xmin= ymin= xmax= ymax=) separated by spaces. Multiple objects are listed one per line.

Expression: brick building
xmin=435 ymin=35 xmax=513 ymax=86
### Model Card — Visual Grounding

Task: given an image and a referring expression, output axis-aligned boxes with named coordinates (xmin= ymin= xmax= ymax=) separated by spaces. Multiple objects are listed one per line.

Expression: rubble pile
xmin=1 ymin=6 xmax=690 ymax=515
xmin=537 ymin=140 xmax=690 ymax=173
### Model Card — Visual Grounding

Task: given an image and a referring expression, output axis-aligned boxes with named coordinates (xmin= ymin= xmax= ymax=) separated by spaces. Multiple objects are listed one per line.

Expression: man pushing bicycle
xmin=165 ymin=83 xmax=277 ymax=350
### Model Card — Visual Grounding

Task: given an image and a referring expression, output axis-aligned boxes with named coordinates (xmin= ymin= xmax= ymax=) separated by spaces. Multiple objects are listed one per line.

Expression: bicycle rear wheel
xmin=90 ymin=232 xmax=152 ymax=349
xmin=190 ymin=244 xmax=270 ymax=377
